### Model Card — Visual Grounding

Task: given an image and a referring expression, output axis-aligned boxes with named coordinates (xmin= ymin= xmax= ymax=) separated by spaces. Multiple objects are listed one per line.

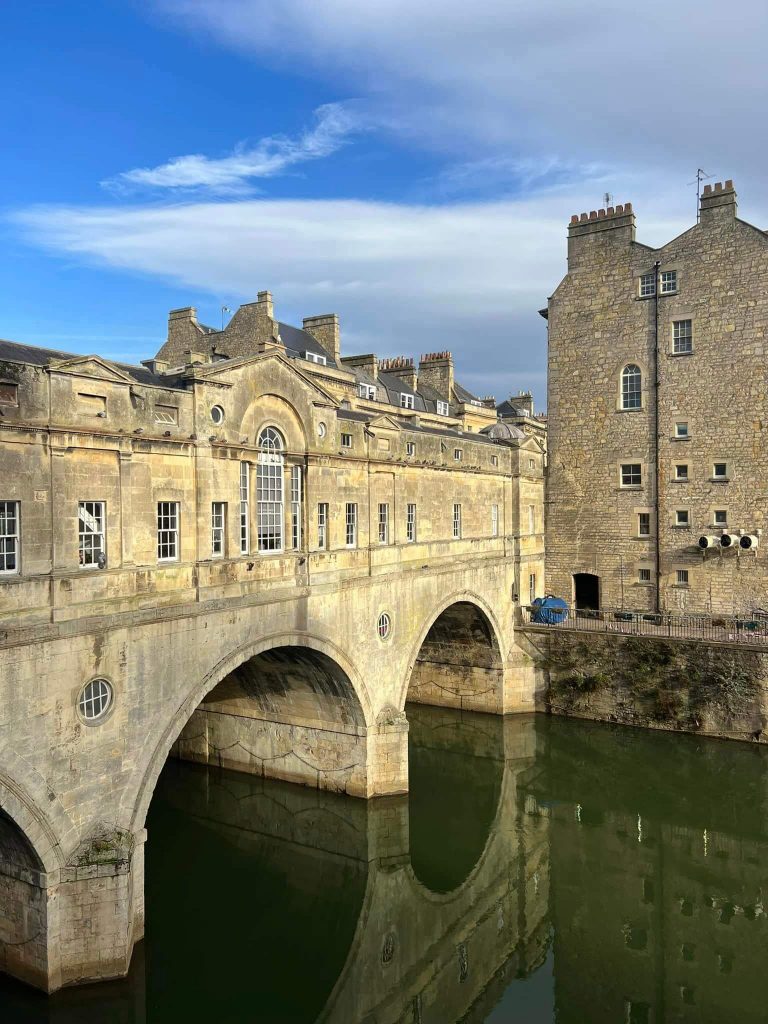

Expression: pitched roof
xmin=0 ymin=338 xmax=185 ymax=390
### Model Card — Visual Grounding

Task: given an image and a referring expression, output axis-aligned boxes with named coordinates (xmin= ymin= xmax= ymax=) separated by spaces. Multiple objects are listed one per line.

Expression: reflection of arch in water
xmin=407 ymin=704 xmax=505 ymax=894
xmin=145 ymin=761 xmax=370 ymax=1023
xmin=404 ymin=596 xmax=506 ymax=714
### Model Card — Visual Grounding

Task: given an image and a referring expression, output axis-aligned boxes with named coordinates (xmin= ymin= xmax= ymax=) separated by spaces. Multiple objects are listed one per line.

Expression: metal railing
xmin=519 ymin=604 xmax=768 ymax=646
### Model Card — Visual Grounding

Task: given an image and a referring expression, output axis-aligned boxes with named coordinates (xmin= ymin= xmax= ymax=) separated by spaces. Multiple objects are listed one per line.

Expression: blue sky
xmin=2 ymin=0 xmax=767 ymax=404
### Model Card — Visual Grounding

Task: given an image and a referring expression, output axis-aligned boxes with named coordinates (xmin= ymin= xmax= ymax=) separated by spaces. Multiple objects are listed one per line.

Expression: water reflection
xmin=3 ymin=707 xmax=768 ymax=1021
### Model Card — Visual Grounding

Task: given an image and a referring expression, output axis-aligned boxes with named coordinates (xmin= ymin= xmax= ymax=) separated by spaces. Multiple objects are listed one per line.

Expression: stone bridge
xmin=0 ymin=557 xmax=539 ymax=993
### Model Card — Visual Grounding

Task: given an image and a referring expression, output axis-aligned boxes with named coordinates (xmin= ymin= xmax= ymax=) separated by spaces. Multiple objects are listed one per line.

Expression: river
xmin=2 ymin=705 xmax=767 ymax=1022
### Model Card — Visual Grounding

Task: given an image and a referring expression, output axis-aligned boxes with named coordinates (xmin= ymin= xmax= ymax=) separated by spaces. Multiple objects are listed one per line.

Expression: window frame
xmin=638 ymin=567 xmax=652 ymax=583
xmin=712 ymin=461 xmax=728 ymax=481
xmin=256 ymin=428 xmax=284 ymax=553
xmin=406 ymin=441 xmax=416 ymax=457
xmin=676 ymin=568 xmax=689 ymax=587
xmin=672 ymin=319 xmax=693 ymax=355
xmin=638 ymin=273 xmax=656 ymax=298
xmin=620 ymin=463 xmax=642 ymax=487
xmin=400 ymin=393 xmax=415 ymax=410
xmin=340 ymin=432 xmax=353 ymax=449
xmin=0 ymin=381 xmax=19 ymax=407
xmin=290 ymin=466 xmax=302 ymax=551
xmin=637 ymin=512 xmax=651 ymax=538
xmin=378 ymin=503 xmax=390 ymax=544
xmin=157 ymin=501 xmax=180 ymax=562
xmin=713 ymin=509 xmax=728 ymax=526
xmin=317 ymin=502 xmax=329 ymax=550
xmin=491 ymin=504 xmax=499 ymax=537
xmin=620 ymin=364 xmax=642 ymax=411
xmin=674 ymin=463 xmax=689 ymax=481
xmin=357 ymin=383 xmax=377 ymax=400
xmin=660 ymin=270 xmax=678 ymax=294
xmin=406 ymin=502 xmax=416 ymax=543
xmin=0 ymin=500 xmax=20 ymax=575
xmin=436 ymin=400 xmax=449 ymax=416
xmin=453 ymin=503 xmax=462 ymax=539
xmin=345 ymin=502 xmax=357 ymax=548
xmin=303 ymin=351 xmax=327 ymax=365
xmin=239 ymin=461 xmax=250 ymax=554
xmin=78 ymin=500 xmax=106 ymax=569
xmin=674 ymin=421 xmax=689 ymax=440
xmin=454 ymin=448 xmax=463 ymax=462
xmin=211 ymin=501 xmax=226 ymax=558
xmin=675 ymin=509 xmax=690 ymax=527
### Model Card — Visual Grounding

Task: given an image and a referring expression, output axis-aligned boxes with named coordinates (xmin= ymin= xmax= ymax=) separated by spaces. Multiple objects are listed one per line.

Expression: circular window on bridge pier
xmin=210 ymin=405 xmax=225 ymax=425
xmin=377 ymin=612 xmax=392 ymax=640
xmin=77 ymin=678 xmax=114 ymax=723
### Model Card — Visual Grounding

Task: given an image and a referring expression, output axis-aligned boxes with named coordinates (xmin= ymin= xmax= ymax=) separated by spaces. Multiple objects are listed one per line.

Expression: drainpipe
xmin=653 ymin=259 xmax=661 ymax=613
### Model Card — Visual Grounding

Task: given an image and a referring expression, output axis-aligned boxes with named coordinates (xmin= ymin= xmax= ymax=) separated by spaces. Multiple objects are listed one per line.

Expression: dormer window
xmin=0 ymin=381 xmax=18 ymax=407
xmin=400 ymin=393 xmax=414 ymax=410
xmin=304 ymin=351 xmax=327 ymax=365
xmin=358 ymin=383 xmax=377 ymax=400
xmin=436 ymin=400 xmax=449 ymax=416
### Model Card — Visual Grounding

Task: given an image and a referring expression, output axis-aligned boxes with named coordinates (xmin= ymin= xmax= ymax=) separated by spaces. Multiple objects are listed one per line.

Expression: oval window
xmin=318 ymin=422 xmax=327 ymax=438
xmin=211 ymin=405 xmax=225 ymax=425
xmin=78 ymin=678 xmax=113 ymax=722
xmin=377 ymin=612 xmax=392 ymax=640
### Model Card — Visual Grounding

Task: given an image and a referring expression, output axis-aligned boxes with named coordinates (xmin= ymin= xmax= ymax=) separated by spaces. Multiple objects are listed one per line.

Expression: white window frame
xmin=675 ymin=464 xmax=688 ymax=481
xmin=453 ymin=503 xmax=462 ymax=539
xmin=290 ymin=466 xmax=302 ymax=550
xmin=621 ymin=365 xmax=642 ymax=410
xmin=400 ymin=393 xmax=414 ymax=410
xmin=714 ymin=509 xmax=728 ymax=526
xmin=317 ymin=502 xmax=328 ymax=550
xmin=345 ymin=502 xmax=357 ymax=548
xmin=660 ymin=270 xmax=678 ymax=294
xmin=639 ymin=273 xmax=655 ymax=297
xmin=154 ymin=405 xmax=178 ymax=425
xmin=675 ymin=509 xmax=690 ymax=527
xmin=491 ymin=504 xmax=499 ymax=537
xmin=638 ymin=512 xmax=651 ymax=537
xmin=406 ymin=503 xmax=416 ymax=543
xmin=157 ymin=501 xmax=180 ymax=562
xmin=304 ymin=351 xmax=327 ymax=365
xmin=0 ymin=500 xmax=19 ymax=575
xmin=529 ymin=573 xmax=536 ymax=603
xmin=638 ymin=567 xmax=652 ymax=583
xmin=674 ymin=421 xmax=689 ymax=439
xmin=673 ymin=319 xmax=693 ymax=355
xmin=454 ymin=448 xmax=463 ymax=461
xmin=358 ymin=383 xmax=377 ymax=400
xmin=239 ymin=461 xmax=250 ymax=554
xmin=620 ymin=463 xmax=642 ymax=487
xmin=436 ymin=400 xmax=449 ymax=416
xmin=406 ymin=441 xmax=416 ymax=457
xmin=257 ymin=428 xmax=284 ymax=553
xmin=676 ymin=568 xmax=689 ymax=586
xmin=78 ymin=501 xmax=106 ymax=569
xmin=341 ymin=432 xmax=353 ymax=449
xmin=491 ymin=454 xmax=499 ymax=467
xmin=712 ymin=461 xmax=728 ymax=480
xmin=378 ymin=503 xmax=389 ymax=544
xmin=211 ymin=501 xmax=226 ymax=557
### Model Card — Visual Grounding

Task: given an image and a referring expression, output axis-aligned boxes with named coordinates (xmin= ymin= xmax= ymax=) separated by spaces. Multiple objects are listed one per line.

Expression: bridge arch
xmin=401 ymin=593 xmax=507 ymax=715
xmin=131 ymin=632 xmax=377 ymax=832
xmin=0 ymin=771 xmax=64 ymax=875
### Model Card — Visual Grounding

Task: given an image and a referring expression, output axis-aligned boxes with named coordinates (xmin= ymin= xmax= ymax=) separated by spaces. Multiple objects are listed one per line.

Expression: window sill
xmin=635 ymin=582 xmax=654 ymax=587
xmin=616 ymin=407 xmax=645 ymax=414
xmin=669 ymin=351 xmax=694 ymax=358
xmin=672 ymin=584 xmax=690 ymax=590
xmin=671 ymin=436 xmax=691 ymax=442
xmin=671 ymin=479 xmax=689 ymax=484
xmin=672 ymin=525 xmax=691 ymax=530
xmin=711 ymin=478 xmax=730 ymax=484
xmin=619 ymin=485 xmax=643 ymax=491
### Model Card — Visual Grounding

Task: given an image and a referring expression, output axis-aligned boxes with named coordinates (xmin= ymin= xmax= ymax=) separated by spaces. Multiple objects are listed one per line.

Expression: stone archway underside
xmin=172 ymin=646 xmax=407 ymax=799
xmin=408 ymin=602 xmax=505 ymax=714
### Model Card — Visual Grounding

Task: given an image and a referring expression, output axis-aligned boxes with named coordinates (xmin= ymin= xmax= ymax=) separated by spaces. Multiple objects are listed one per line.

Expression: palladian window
xmin=257 ymin=427 xmax=284 ymax=552
xmin=621 ymin=364 xmax=642 ymax=410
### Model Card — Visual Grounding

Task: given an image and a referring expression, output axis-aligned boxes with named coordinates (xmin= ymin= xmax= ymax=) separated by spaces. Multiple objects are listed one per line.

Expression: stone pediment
xmin=49 ymin=356 xmax=134 ymax=385
xmin=367 ymin=414 xmax=402 ymax=432
xmin=194 ymin=351 xmax=339 ymax=408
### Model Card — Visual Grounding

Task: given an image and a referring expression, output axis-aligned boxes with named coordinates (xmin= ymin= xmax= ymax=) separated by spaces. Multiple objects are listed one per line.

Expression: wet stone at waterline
xmin=3 ymin=707 xmax=768 ymax=1022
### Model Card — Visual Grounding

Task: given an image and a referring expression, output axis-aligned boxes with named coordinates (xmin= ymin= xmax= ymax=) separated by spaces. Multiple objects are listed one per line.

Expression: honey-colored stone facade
xmin=0 ymin=293 xmax=544 ymax=991
xmin=545 ymin=181 xmax=768 ymax=615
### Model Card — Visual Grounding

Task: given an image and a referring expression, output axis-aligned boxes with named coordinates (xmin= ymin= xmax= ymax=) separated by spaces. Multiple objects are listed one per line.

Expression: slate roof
xmin=0 ymin=338 xmax=186 ymax=390
xmin=278 ymin=322 xmax=339 ymax=369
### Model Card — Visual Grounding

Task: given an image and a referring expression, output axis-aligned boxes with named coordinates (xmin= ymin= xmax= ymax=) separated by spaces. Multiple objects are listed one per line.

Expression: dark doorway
xmin=574 ymin=573 xmax=600 ymax=611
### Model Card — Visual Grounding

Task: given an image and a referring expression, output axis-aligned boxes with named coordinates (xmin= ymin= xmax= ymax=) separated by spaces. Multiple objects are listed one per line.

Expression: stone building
xmin=544 ymin=181 xmax=768 ymax=615
xmin=0 ymin=291 xmax=545 ymax=991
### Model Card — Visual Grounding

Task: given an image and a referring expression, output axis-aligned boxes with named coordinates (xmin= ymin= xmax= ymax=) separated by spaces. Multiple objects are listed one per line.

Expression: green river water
xmin=2 ymin=706 xmax=767 ymax=1023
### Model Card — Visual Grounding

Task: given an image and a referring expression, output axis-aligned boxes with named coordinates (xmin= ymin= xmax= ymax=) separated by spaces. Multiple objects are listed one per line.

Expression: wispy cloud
xmin=101 ymin=102 xmax=362 ymax=195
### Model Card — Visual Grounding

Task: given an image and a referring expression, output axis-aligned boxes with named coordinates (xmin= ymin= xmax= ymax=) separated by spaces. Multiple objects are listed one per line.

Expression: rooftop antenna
xmin=688 ymin=169 xmax=712 ymax=223
xmin=221 ymin=305 xmax=232 ymax=330
xmin=603 ymin=192 xmax=613 ymax=207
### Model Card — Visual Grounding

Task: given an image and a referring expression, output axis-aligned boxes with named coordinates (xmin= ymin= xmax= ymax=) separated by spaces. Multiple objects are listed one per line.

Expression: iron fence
xmin=519 ymin=604 xmax=768 ymax=646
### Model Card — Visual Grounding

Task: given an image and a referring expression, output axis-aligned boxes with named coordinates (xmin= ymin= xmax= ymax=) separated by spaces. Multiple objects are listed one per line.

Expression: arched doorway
xmin=171 ymin=645 xmax=370 ymax=796
xmin=573 ymin=573 xmax=600 ymax=611
xmin=407 ymin=601 xmax=504 ymax=714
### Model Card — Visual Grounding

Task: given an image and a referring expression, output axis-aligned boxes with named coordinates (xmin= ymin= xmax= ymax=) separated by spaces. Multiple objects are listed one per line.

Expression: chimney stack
xmin=303 ymin=314 xmax=340 ymax=363
xmin=379 ymin=356 xmax=418 ymax=391
xmin=567 ymin=204 xmax=636 ymax=267
xmin=418 ymin=351 xmax=454 ymax=402
xmin=700 ymin=180 xmax=737 ymax=226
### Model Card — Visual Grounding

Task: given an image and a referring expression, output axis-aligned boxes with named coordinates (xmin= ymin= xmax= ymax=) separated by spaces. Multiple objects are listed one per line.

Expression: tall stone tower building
xmin=544 ymin=181 xmax=768 ymax=615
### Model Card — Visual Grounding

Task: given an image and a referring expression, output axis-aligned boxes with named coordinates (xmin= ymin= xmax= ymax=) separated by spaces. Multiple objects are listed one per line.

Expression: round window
xmin=211 ymin=405 xmax=225 ymax=425
xmin=78 ymin=678 xmax=113 ymax=722
xmin=318 ymin=422 xmax=327 ymax=438
xmin=377 ymin=612 xmax=392 ymax=640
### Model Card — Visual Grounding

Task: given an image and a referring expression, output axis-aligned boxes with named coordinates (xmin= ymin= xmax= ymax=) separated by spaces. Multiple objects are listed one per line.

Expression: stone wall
xmin=538 ymin=632 xmax=768 ymax=742
xmin=546 ymin=182 xmax=768 ymax=616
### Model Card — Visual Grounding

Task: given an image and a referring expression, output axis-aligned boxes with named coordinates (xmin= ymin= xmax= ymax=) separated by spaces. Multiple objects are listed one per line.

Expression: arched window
xmin=257 ymin=427 xmax=284 ymax=551
xmin=621 ymin=364 xmax=642 ymax=410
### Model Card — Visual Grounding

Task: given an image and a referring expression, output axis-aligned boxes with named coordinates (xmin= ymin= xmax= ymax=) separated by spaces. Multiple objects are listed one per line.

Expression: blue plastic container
xmin=531 ymin=595 xmax=569 ymax=625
